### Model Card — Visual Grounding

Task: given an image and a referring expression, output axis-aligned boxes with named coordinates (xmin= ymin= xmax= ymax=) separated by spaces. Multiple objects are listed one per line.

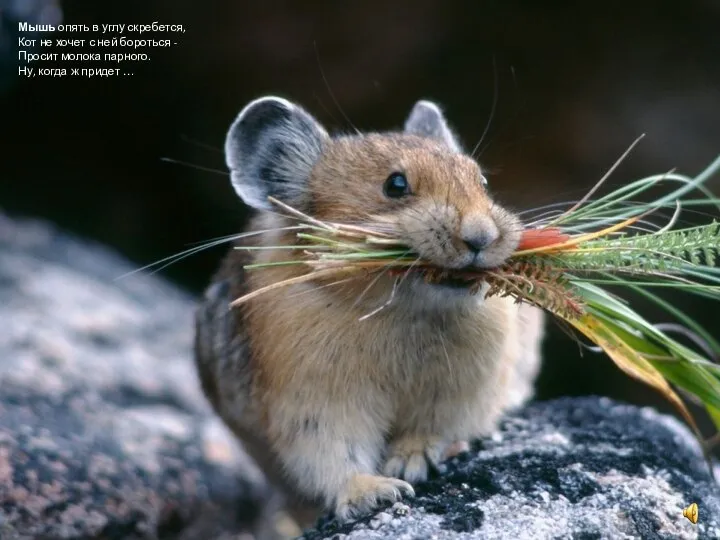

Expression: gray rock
xmin=0 ymin=211 xmax=281 ymax=539
xmin=302 ymin=397 xmax=720 ymax=540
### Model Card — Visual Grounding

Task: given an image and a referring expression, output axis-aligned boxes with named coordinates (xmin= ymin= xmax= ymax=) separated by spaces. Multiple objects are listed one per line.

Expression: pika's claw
xmin=383 ymin=436 xmax=449 ymax=483
xmin=334 ymin=474 xmax=414 ymax=522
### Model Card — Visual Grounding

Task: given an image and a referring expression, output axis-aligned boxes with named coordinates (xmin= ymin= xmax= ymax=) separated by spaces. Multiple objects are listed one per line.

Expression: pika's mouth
xmin=392 ymin=267 xmax=486 ymax=293
xmin=431 ymin=275 xmax=477 ymax=289
xmin=411 ymin=269 xmax=483 ymax=291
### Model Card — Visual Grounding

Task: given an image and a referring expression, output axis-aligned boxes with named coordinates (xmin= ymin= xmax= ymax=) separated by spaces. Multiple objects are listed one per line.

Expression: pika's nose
xmin=460 ymin=223 xmax=499 ymax=255
xmin=462 ymin=232 xmax=494 ymax=254
xmin=460 ymin=216 xmax=500 ymax=258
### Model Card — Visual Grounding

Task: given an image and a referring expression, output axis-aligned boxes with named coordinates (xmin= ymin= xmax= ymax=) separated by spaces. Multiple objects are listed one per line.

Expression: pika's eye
xmin=384 ymin=172 xmax=410 ymax=198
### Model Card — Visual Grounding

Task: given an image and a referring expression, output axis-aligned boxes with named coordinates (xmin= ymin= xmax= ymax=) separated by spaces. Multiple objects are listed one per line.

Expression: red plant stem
xmin=516 ymin=227 xmax=571 ymax=251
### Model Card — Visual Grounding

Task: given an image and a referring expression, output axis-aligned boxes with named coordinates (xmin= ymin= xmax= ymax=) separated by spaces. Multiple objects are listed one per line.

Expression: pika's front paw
xmin=383 ymin=435 xmax=449 ymax=483
xmin=445 ymin=439 xmax=470 ymax=458
xmin=335 ymin=474 xmax=414 ymax=522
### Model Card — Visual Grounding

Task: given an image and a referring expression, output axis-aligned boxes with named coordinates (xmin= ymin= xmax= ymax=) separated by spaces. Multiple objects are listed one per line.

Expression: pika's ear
xmin=403 ymin=100 xmax=462 ymax=152
xmin=224 ymin=96 xmax=329 ymax=211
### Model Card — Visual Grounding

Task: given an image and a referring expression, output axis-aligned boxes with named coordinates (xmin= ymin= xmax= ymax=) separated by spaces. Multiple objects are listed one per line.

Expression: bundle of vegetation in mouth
xmin=232 ymin=151 xmax=720 ymax=469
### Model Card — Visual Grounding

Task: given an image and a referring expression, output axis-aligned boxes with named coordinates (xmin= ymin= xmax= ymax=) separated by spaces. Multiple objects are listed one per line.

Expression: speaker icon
xmin=683 ymin=502 xmax=698 ymax=524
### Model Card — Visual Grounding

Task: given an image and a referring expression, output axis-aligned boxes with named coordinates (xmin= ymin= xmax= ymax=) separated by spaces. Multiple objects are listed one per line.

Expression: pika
xmin=194 ymin=96 xmax=545 ymax=527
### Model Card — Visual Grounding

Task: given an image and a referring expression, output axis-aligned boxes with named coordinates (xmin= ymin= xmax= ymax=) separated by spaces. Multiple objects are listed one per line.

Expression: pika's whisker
xmin=352 ymin=251 xmax=413 ymax=308
xmin=160 ymin=157 xmax=229 ymax=176
xmin=117 ymin=225 xmax=311 ymax=280
xmin=358 ymin=276 xmax=401 ymax=321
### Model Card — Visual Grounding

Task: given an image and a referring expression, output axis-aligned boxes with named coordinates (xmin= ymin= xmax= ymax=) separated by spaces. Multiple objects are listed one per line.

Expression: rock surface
xmin=302 ymin=397 xmax=720 ymax=540
xmin=2 ymin=211 xmax=720 ymax=540
xmin=0 ymin=211 xmax=282 ymax=539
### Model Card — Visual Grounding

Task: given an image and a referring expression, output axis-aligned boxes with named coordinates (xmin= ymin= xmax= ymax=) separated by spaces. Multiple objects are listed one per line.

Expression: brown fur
xmin=195 ymin=118 xmax=545 ymax=529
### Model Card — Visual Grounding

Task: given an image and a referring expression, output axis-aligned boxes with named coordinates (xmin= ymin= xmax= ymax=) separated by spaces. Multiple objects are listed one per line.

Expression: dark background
xmin=1 ymin=1 xmax=719 ymax=429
